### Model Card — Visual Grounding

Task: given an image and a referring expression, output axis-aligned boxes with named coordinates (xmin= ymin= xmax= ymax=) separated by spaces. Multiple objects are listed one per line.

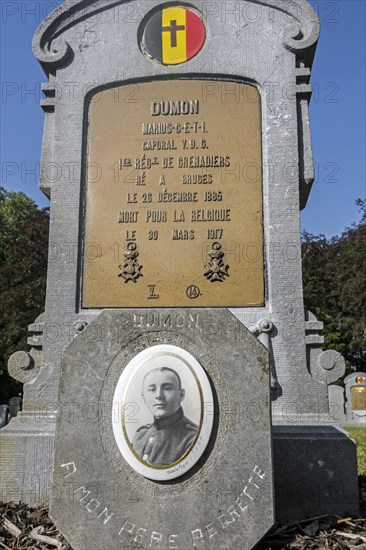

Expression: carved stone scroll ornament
xmin=305 ymin=309 xmax=346 ymax=385
xmin=204 ymin=242 xmax=229 ymax=282
xmin=118 ymin=242 xmax=143 ymax=283
xmin=311 ymin=350 xmax=346 ymax=386
xmin=32 ymin=0 xmax=320 ymax=75
xmin=280 ymin=0 xmax=320 ymax=65
xmin=7 ymin=313 xmax=44 ymax=384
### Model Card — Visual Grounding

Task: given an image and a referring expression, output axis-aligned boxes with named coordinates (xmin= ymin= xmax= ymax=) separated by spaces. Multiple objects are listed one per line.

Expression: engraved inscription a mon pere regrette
xmin=82 ymin=80 xmax=264 ymax=308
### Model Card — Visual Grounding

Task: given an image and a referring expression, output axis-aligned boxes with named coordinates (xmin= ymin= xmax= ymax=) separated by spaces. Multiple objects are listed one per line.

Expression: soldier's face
xmin=142 ymin=370 xmax=185 ymax=418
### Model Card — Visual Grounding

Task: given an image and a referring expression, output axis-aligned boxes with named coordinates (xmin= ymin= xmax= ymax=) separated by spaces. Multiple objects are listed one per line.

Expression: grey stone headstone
xmin=328 ymin=385 xmax=346 ymax=425
xmin=51 ymin=309 xmax=273 ymax=550
xmin=0 ymin=405 xmax=9 ymax=429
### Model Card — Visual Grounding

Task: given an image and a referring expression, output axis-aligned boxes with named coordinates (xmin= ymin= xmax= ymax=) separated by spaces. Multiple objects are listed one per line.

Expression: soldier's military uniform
xmin=133 ymin=407 xmax=198 ymax=466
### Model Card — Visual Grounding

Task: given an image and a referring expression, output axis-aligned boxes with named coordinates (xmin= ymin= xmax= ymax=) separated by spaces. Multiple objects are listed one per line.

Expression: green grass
xmin=345 ymin=427 xmax=366 ymax=476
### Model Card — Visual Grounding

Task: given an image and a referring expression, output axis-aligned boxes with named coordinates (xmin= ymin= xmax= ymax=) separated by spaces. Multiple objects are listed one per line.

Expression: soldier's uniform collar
xmin=153 ymin=406 xmax=184 ymax=430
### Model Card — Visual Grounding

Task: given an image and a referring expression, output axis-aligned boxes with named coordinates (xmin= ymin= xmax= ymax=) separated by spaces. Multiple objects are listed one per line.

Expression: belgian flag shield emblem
xmin=142 ymin=7 xmax=206 ymax=65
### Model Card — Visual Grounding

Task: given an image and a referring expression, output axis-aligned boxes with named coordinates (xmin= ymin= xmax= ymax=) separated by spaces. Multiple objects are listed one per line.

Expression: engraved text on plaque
xmin=82 ymin=80 xmax=264 ymax=307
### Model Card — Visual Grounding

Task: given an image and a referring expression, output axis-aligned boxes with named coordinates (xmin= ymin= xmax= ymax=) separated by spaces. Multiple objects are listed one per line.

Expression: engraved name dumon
xmin=151 ymin=100 xmax=199 ymax=116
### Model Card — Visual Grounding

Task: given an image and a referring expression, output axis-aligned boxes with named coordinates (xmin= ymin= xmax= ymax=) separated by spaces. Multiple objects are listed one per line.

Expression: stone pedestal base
xmin=273 ymin=425 xmax=359 ymax=523
xmin=1 ymin=421 xmax=359 ymax=522
xmin=0 ymin=413 xmax=55 ymax=506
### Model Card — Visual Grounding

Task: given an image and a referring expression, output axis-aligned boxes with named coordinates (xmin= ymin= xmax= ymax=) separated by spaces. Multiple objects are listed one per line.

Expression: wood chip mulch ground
xmin=0 ymin=477 xmax=365 ymax=549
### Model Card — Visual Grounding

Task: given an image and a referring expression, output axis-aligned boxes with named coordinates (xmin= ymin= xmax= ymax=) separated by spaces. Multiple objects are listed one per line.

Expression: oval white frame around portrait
xmin=112 ymin=344 xmax=214 ymax=481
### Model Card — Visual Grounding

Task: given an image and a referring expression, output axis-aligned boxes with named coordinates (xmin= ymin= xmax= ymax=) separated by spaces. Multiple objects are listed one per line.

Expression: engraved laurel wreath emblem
xmin=204 ymin=242 xmax=229 ymax=282
xmin=119 ymin=242 xmax=143 ymax=283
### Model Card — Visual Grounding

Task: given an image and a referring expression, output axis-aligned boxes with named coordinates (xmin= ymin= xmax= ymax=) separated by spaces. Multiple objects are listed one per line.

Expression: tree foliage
xmin=0 ymin=187 xmax=49 ymax=403
xmin=302 ymin=200 xmax=366 ymax=374
xmin=0 ymin=188 xmax=39 ymax=265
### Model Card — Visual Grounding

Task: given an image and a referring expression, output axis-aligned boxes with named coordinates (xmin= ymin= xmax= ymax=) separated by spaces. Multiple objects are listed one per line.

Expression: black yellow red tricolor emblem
xmin=142 ymin=7 xmax=206 ymax=65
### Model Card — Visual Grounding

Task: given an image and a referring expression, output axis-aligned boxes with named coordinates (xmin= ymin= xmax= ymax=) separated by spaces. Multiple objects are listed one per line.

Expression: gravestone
xmin=329 ymin=373 xmax=366 ymax=427
xmin=0 ymin=405 xmax=9 ymax=429
xmin=51 ymin=309 xmax=273 ymax=550
xmin=344 ymin=373 xmax=366 ymax=427
xmin=0 ymin=0 xmax=360 ymax=538
xmin=328 ymin=385 xmax=346 ymax=425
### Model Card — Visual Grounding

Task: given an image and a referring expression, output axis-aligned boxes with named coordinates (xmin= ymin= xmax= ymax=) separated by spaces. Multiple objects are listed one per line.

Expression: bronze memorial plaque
xmin=82 ymin=80 xmax=264 ymax=307
xmin=351 ymin=386 xmax=366 ymax=411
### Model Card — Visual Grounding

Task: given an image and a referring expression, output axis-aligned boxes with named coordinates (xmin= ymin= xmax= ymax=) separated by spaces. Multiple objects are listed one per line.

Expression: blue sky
xmin=1 ymin=0 xmax=365 ymax=238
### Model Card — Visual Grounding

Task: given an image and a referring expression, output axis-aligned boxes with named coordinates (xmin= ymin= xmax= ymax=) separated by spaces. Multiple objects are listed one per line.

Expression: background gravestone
xmin=344 ymin=373 xmax=366 ymax=427
xmin=0 ymin=0 xmax=359 ymax=527
xmin=328 ymin=373 xmax=366 ymax=427
xmin=328 ymin=385 xmax=346 ymax=425
xmin=0 ymin=405 xmax=9 ymax=429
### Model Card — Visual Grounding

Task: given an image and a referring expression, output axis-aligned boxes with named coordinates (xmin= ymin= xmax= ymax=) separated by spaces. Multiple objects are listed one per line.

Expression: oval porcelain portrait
xmin=112 ymin=345 xmax=214 ymax=480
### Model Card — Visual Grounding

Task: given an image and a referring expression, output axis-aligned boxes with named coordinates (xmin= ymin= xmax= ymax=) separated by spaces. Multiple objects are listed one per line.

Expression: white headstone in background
xmin=344 ymin=373 xmax=366 ymax=427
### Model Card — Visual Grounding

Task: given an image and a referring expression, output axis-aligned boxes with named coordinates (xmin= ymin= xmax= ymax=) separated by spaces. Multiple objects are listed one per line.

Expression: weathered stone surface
xmin=8 ymin=352 xmax=37 ymax=384
xmin=273 ymin=426 xmax=359 ymax=522
xmin=328 ymin=385 xmax=346 ymax=425
xmin=310 ymin=350 xmax=346 ymax=386
xmin=50 ymin=309 xmax=274 ymax=550
xmin=0 ymin=412 xmax=55 ymax=504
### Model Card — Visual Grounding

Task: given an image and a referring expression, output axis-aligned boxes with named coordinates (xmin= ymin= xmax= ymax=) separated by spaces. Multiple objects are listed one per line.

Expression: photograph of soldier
xmin=132 ymin=366 xmax=198 ymax=466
